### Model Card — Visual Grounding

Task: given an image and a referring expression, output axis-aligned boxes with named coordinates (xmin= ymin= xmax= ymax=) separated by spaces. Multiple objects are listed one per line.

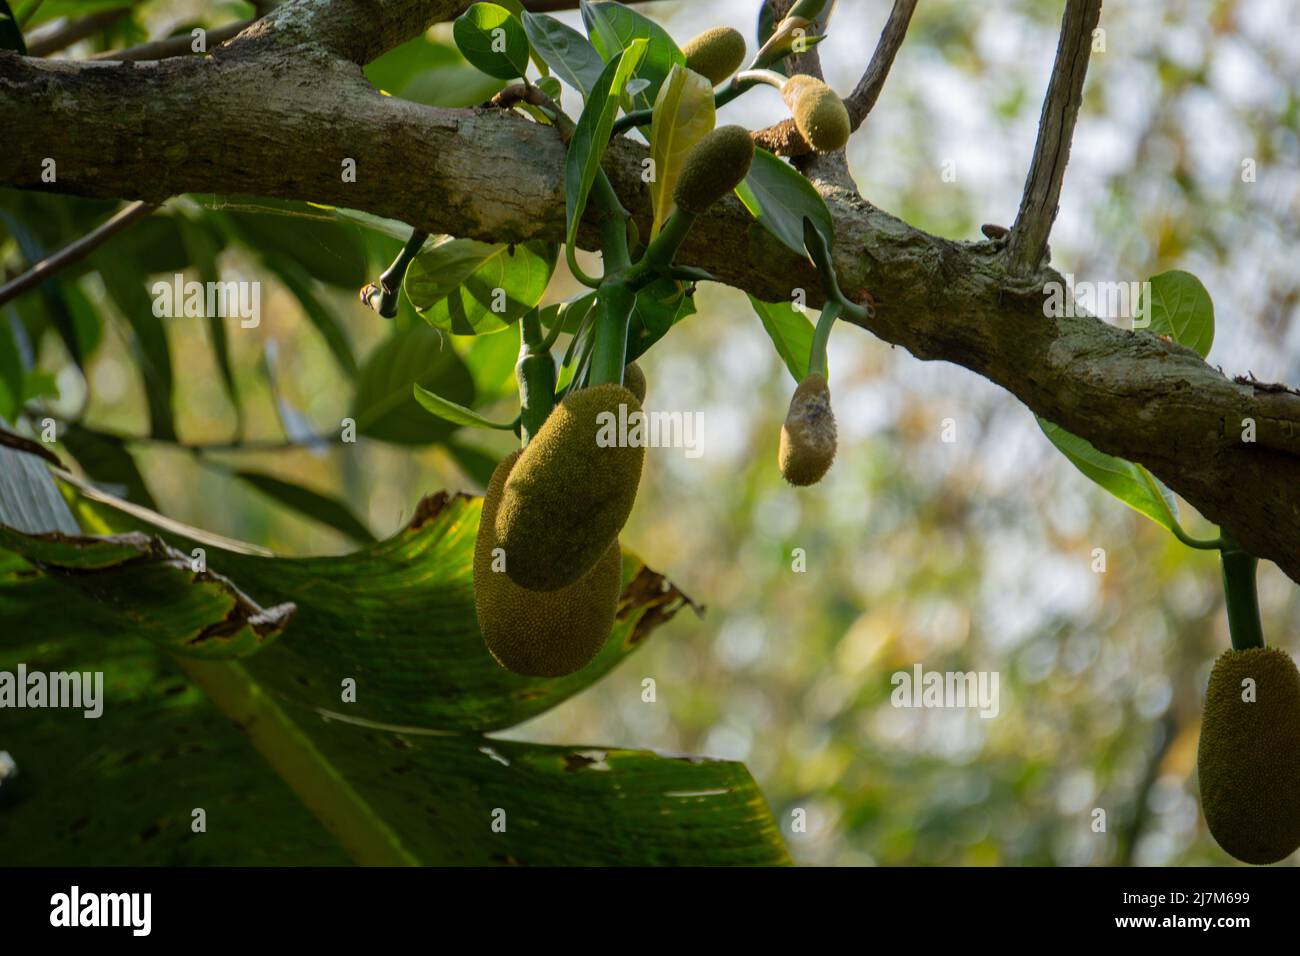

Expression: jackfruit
xmin=1197 ymin=646 xmax=1300 ymax=864
xmin=496 ymin=383 xmax=645 ymax=591
xmin=475 ymin=451 xmax=622 ymax=677
xmin=683 ymin=27 xmax=746 ymax=86
xmin=624 ymin=362 xmax=647 ymax=403
xmin=672 ymin=125 xmax=755 ymax=216
xmin=781 ymin=75 xmax=850 ymax=153
xmin=779 ymin=373 xmax=836 ymax=486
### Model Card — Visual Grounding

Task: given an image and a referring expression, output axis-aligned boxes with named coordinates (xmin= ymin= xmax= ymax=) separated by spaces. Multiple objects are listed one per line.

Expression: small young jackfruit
xmin=672 ymin=125 xmax=755 ymax=216
xmin=779 ymin=373 xmax=836 ymax=486
xmin=475 ymin=451 xmax=622 ymax=677
xmin=496 ymin=383 xmax=645 ymax=591
xmin=1197 ymin=646 xmax=1300 ymax=864
xmin=623 ymin=362 xmax=647 ymax=404
xmin=682 ymin=27 xmax=747 ymax=86
xmin=781 ymin=75 xmax=850 ymax=153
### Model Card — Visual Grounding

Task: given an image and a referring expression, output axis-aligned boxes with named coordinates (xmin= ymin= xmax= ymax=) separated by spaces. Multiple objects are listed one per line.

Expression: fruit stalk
xmin=589 ymin=282 xmax=635 ymax=387
xmin=1220 ymin=546 xmax=1265 ymax=650
xmin=516 ymin=308 xmax=556 ymax=446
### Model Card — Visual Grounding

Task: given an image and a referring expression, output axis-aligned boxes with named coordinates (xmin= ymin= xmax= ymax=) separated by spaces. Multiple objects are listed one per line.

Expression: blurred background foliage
xmin=3 ymin=0 xmax=1299 ymax=865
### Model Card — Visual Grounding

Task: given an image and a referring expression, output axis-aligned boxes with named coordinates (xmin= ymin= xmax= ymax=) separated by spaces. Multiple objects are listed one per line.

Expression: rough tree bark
xmin=2 ymin=0 xmax=1299 ymax=584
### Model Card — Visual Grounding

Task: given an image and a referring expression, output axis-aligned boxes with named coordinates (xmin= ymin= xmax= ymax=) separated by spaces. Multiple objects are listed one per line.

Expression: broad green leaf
xmin=565 ymin=41 xmax=648 ymax=255
xmin=648 ymin=64 xmax=716 ymax=239
xmin=352 ymin=324 xmax=476 ymax=445
xmin=59 ymin=423 xmax=157 ymax=510
xmin=735 ymin=147 xmax=835 ymax=257
xmin=463 ymin=325 xmax=522 ymax=399
xmin=521 ymin=11 xmax=605 ymax=97
xmin=1136 ymin=269 xmax=1214 ymax=358
xmin=0 ymin=526 xmax=293 ymax=660
xmin=94 ymin=257 xmax=177 ymax=441
xmin=414 ymin=382 xmax=516 ymax=430
xmin=540 ymin=289 xmax=598 ymax=337
xmin=748 ymin=295 xmax=824 ymax=382
xmin=452 ymin=2 xmax=530 ymax=81
xmin=222 ymin=202 xmax=369 ymax=288
xmin=1037 ymin=417 xmax=1179 ymax=532
xmin=0 ymin=613 xmax=787 ymax=864
xmin=405 ymin=238 xmax=557 ymax=336
xmin=0 ymin=440 xmax=78 ymax=535
xmin=178 ymin=213 xmax=243 ymax=429
xmin=0 ymin=1 xmax=26 ymax=54
xmin=367 ymin=29 xmax=505 ymax=106
xmin=627 ymin=278 xmax=695 ymax=361
xmin=264 ymin=257 xmax=359 ymax=379
xmin=56 ymin=472 xmax=700 ymax=733
xmin=581 ymin=0 xmax=684 ymax=108
xmin=235 ymin=470 xmax=377 ymax=545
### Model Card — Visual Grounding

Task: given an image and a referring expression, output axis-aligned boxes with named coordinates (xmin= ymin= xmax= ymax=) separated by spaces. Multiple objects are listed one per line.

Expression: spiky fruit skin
xmin=475 ymin=452 xmax=622 ymax=677
xmin=496 ymin=384 xmax=644 ymax=591
xmin=1197 ymin=647 xmax=1300 ymax=864
xmin=673 ymin=125 xmax=755 ymax=215
xmin=683 ymin=27 xmax=747 ymax=86
xmin=624 ymin=362 xmax=647 ymax=404
xmin=779 ymin=373 xmax=836 ymax=486
xmin=781 ymin=75 xmax=850 ymax=153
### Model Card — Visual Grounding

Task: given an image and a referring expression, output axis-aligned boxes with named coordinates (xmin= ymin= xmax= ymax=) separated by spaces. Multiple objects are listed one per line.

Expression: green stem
xmin=1135 ymin=466 xmax=1225 ymax=550
xmin=612 ymin=77 xmax=751 ymax=136
xmin=362 ymin=229 xmax=426 ymax=318
xmin=632 ymin=207 xmax=696 ymax=279
xmin=1220 ymin=546 xmax=1265 ymax=650
xmin=808 ymin=299 xmax=840 ymax=378
xmin=517 ymin=309 xmax=556 ymax=446
xmin=589 ymin=283 xmax=634 ymax=386
xmin=802 ymin=219 xmax=872 ymax=324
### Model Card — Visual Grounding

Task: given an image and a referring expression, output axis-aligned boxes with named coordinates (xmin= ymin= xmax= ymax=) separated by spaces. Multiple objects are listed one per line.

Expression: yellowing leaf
xmin=648 ymin=64 xmax=715 ymax=239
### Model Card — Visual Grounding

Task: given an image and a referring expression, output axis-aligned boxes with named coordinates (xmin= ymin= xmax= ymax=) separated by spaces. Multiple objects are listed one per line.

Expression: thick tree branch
xmin=3 ymin=2 xmax=1300 ymax=588
xmin=844 ymin=0 xmax=917 ymax=130
xmin=1008 ymin=0 xmax=1103 ymax=272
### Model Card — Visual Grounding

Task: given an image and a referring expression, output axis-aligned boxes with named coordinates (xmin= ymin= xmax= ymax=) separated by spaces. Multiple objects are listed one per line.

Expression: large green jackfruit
xmin=672 ymin=125 xmax=755 ymax=216
xmin=682 ymin=27 xmax=746 ymax=86
xmin=495 ymin=384 xmax=645 ymax=591
xmin=1197 ymin=646 xmax=1300 ymax=864
xmin=475 ymin=451 xmax=622 ymax=677
xmin=781 ymin=75 xmax=850 ymax=153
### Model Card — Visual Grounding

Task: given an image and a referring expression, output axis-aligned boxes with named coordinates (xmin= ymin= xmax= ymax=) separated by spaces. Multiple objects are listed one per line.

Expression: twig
xmin=844 ymin=0 xmax=918 ymax=130
xmin=89 ymin=19 xmax=251 ymax=62
xmin=0 ymin=200 xmax=158 ymax=307
xmin=25 ymin=7 xmax=128 ymax=56
xmin=1007 ymin=0 xmax=1103 ymax=274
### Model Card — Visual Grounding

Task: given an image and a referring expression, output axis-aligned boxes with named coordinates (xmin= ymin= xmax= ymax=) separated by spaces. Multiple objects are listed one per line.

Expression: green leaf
xmin=581 ymin=0 xmax=683 ymax=108
xmin=521 ymin=11 xmax=605 ymax=97
xmin=0 ymin=526 xmax=293 ymax=660
xmin=59 ymin=423 xmax=157 ymax=510
xmin=55 ymin=474 xmax=701 ymax=734
xmin=648 ymin=63 xmax=716 ymax=239
xmin=413 ymin=382 xmax=515 ymax=430
xmin=627 ymin=278 xmax=695 ymax=361
xmin=222 ymin=202 xmax=369 ymax=289
xmin=0 ymin=439 xmax=78 ymax=535
xmin=735 ymin=147 xmax=836 ymax=257
xmin=453 ymin=2 xmax=531 ymax=81
xmin=0 ymin=1 xmax=27 ymax=54
xmin=565 ymin=40 xmax=648 ymax=255
xmin=748 ymin=295 xmax=824 ymax=382
xmin=1037 ymin=417 xmax=1179 ymax=532
xmin=352 ymin=324 xmax=476 ymax=445
xmin=264 ymin=257 xmax=359 ymax=379
xmin=179 ymin=213 xmax=244 ymax=430
xmin=1137 ymin=269 xmax=1214 ymax=358
xmin=463 ymin=325 xmax=522 ymax=399
xmin=366 ymin=30 xmax=505 ymax=107
xmin=405 ymin=238 xmax=557 ymax=336
xmin=234 ymin=470 xmax=377 ymax=545
xmin=94 ymin=257 xmax=177 ymax=441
